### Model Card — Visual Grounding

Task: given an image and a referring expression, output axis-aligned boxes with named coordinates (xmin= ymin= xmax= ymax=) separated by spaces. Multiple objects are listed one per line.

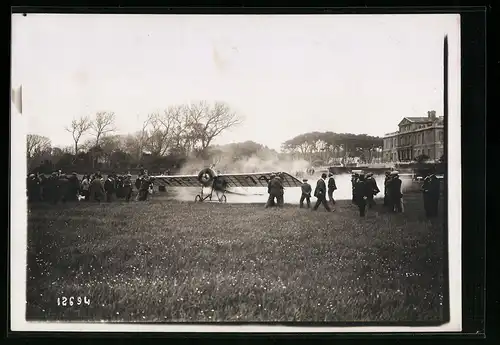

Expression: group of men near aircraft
xmin=265 ymin=171 xmax=339 ymax=211
xmin=26 ymin=169 xmax=154 ymax=204
xmin=265 ymin=169 xmax=441 ymax=218
xmin=27 ymin=166 xmax=441 ymax=218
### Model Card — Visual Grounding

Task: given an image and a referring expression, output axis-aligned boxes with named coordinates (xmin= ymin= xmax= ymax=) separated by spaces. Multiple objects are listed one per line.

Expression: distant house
xmin=382 ymin=110 xmax=444 ymax=163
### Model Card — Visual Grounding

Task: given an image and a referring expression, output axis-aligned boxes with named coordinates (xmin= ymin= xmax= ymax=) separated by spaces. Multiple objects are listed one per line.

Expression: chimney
xmin=427 ymin=110 xmax=436 ymax=120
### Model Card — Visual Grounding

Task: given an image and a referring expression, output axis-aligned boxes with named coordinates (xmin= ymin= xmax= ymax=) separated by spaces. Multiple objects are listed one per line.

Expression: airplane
xmin=151 ymin=167 xmax=303 ymax=203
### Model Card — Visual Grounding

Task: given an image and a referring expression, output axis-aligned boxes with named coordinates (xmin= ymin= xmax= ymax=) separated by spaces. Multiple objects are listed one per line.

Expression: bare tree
xmin=65 ymin=116 xmax=92 ymax=154
xmin=143 ymin=106 xmax=184 ymax=156
xmin=26 ymin=134 xmax=51 ymax=159
xmin=169 ymin=105 xmax=192 ymax=153
xmin=124 ymin=119 xmax=150 ymax=164
xmin=185 ymin=101 xmax=243 ymax=154
xmin=91 ymin=111 xmax=116 ymax=146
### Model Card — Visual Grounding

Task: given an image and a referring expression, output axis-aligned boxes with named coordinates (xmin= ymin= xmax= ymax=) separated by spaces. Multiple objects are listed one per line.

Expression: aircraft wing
xmin=151 ymin=172 xmax=303 ymax=188
xmin=218 ymin=172 xmax=303 ymax=188
xmin=151 ymin=174 xmax=202 ymax=187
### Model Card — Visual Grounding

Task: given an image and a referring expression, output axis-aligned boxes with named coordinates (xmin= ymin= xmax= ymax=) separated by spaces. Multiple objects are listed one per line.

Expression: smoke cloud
xmin=164 ymin=151 xmax=418 ymax=204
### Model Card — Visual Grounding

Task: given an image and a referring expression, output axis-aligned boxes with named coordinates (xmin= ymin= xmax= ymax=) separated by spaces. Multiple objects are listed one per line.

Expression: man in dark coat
xmin=353 ymin=174 xmax=370 ymax=217
xmin=37 ymin=174 xmax=47 ymax=202
xmin=45 ymin=172 xmax=58 ymax=204
xmin=422 ymin=171 xmax=440 ymax=218
xmin=122 ymin=174 xmax=133 ymax=202
xmin=265 ymin=174 xmax=277 ymax=208
xmin=383 ymin=171 xmax=392 ymax=207
xmin=27 ymin=174 xmax=39 ymax=203
xmin=327 ymin=172 xmax=337 ymax=205
xmin=67 ymin=172 xmax=80 ymax=202
xmin=135 ymin=175 xmax=143 ymax=201
xmin=365 ymin=173 xmax=380 ymax=209
xmin=274 ymin=174 xmax=285 ymax=207
xmin=266 ymin=174 xmax=284 ymax=208
xmin=351 ymin=173 xmax=358 ymax=204
xmin=89 ymin=176 xmax=105 ymax=202
xmin=104 ymin=175 xmax=115 ymax=202
xmin=313 ymin=173 xmax=332 ymax=212
xmin=57 ymin=175 xmax=70 ymax=204
xmin=389 ymin=171 xmax=403 ymax=213
xmin=138 ymin=176 xmax=151 ymax=201
xmin=299 ymin=178 xmax=312 ymax=208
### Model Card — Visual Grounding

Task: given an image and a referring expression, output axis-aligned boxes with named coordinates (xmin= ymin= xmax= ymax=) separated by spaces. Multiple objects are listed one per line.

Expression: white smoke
xmin=165 ymin=172 xmax=417 ymax=204
xmin=167 ymin=148 xmax=418 ymax=204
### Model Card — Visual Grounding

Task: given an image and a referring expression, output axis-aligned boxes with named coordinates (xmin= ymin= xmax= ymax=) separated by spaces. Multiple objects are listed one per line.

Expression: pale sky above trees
xmin=12 ymin=13 xmax=460 ymax=151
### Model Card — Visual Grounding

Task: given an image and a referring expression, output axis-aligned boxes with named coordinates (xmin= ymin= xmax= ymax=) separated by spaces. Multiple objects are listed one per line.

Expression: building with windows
xmin=382 ymin=110 xmax=444 ymax=163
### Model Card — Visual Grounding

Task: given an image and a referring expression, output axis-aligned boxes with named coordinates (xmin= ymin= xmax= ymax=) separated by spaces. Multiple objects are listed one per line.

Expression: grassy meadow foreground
xmin=26 ymin=193 xmax=446 ymax=322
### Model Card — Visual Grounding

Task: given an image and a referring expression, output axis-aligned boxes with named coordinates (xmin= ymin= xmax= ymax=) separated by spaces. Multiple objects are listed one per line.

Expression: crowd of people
xmin=26 ymin=169 xmax=155 ymax=204
xmin=27 ymin=167 xmax=441 ymax=219
xmin=266 ymin=169 xmax=441 ymax=219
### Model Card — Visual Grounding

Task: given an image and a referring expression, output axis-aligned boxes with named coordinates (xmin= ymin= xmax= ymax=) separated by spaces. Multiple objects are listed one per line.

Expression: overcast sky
xmin=11 ymin=14 xmax=460 ymax=151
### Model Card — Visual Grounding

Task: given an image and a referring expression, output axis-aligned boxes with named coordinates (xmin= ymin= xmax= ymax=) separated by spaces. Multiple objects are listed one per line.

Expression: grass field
xmin=26 ymin=192 xmax=446 ymax=323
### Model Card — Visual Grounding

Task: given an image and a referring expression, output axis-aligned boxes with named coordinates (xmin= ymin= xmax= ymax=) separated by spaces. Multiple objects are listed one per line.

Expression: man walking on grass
xmin=299 ymin=178 xmax=312 ymax=208
xmin=312 ymin=173 xmax=332 ymax=212
xmin=327 ymin=172 xmax=337 ymax=205
xmin=389 ymin=171 xmax=403 ymax=213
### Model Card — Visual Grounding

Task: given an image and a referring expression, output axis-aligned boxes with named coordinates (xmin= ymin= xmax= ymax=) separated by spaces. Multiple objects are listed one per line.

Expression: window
xmin=439 ymin=131 xmax=444 ymax=141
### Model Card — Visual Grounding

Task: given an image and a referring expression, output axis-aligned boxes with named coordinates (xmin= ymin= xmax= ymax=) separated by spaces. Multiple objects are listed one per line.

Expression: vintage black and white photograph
xmin=10 ymin=13 xmax=462 ymax=332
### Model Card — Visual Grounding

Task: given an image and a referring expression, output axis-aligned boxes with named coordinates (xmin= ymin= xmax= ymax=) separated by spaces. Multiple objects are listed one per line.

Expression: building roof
xmin=383 ymin=131 xmax=399 ymax=138
xmin=398 ymin=116 xmax=444 ymax=127
xmin=405 ymin=117 xmax=433 ymax=123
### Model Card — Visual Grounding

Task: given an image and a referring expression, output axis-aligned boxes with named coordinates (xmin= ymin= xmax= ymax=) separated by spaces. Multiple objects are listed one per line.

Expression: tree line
xmin=27 ymin=101 xmax=243 ymax=173
xmin=281 ymin=131 xmax=384 ymax=165
xmin=27 ymin=101 xmax=396 ymax=174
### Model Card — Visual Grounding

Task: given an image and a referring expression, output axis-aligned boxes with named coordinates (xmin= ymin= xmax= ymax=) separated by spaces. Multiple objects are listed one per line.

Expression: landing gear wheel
xmin=219 ymin=195 xmax=227 ymax=203
xmin=194 ymin=195 xmax=202 ymax=202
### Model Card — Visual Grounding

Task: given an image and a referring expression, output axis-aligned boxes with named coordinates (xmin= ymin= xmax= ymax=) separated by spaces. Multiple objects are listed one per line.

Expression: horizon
xmin=12 ymin=14 xmax=460 ymax=151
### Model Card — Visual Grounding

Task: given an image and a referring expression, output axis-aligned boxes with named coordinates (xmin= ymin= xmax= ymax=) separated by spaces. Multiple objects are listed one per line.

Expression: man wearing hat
xmin=353 ymin=173 xmax=370 ymax=217
xmin=89 ymin=173 xmax=105 ymax=202
xmin=365 ymin=172 xmax=380 ymax=209
xmin=383 ymin=171 xmax=392 ymax=207
xmin=56 ymin=172 xmax=70 ymax=204
xmin=327 ymin=172 xmax=337 ymax=205
xmin=266 ymin=173 xmax=284 ymax=208
xmin=138 ymin=173 xmax=152 ymax=201
xmin=265 ymin=173 xmax=277 ymax=208
xmin=299 ymin=178 xmax=312 ymax=208
xmin=351 ymin=173 xmax=359 ymax=204
xmin=67 ymin=172 xmax=80 ymax=202
xmin=421 ymin=168 xmax=440 ymax=218
xmin=26 ymin=173 xmax=39 ymax=203
xmin=122 ymin=173 xmax=133 ymax=202
xmin=45 ymin=172 xmax=59 ymax=204
xmin=104 ymin=174 xmax=116 ymax=202
xmin=313 ymin=173 xmax=332 ymax=212
xmin=80 ymin=174 xmax=90 ymax=201
xmin=389 ymin=171 xmax=403 ymax=212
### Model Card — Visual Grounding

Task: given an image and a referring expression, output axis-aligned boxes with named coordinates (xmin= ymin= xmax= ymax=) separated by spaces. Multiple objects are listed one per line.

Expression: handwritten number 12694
xmin=57 ymin=296 xmax=90 ymax=307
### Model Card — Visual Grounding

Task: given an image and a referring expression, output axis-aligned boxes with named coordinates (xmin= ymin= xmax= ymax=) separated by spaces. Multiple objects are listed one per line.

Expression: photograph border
xmin=8 ymin=5 xmax=486 ymax=337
